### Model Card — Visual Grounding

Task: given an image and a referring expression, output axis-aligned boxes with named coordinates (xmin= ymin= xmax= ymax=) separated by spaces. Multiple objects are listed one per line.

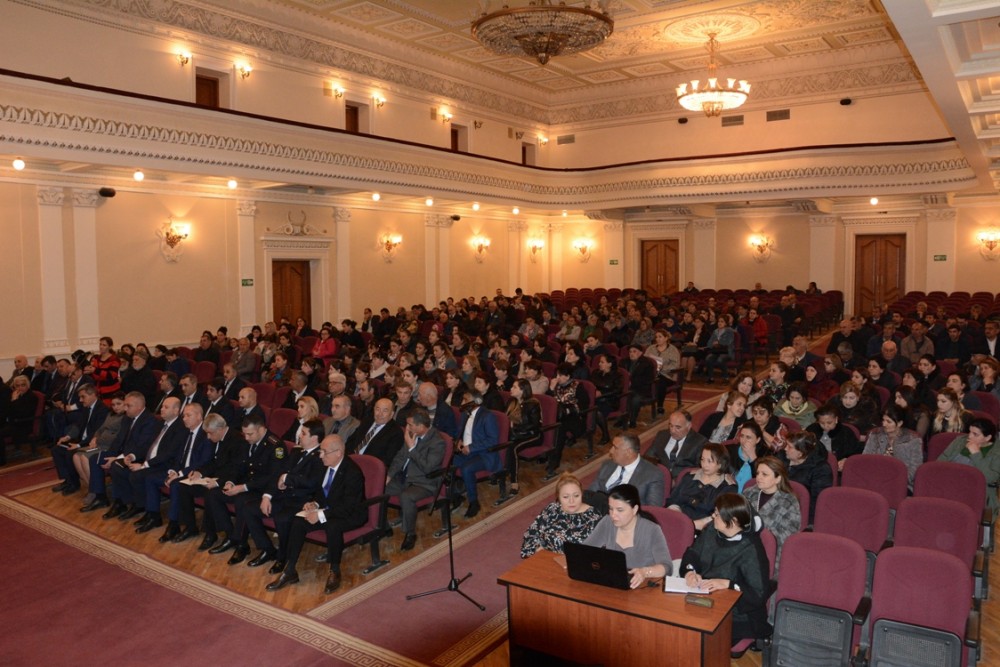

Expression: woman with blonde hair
xmin=282 ymin=396 xmax=319 ymax=443
xmin=931 ymin=386 xmax=972 ymax=436
xmin=520 ymin=473 xmax=601 ymax=558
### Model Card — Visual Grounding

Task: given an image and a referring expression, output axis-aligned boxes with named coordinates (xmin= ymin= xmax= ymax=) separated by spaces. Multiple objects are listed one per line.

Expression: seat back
xmin=760 ymin=527 xmax=777 ymax=580
xmin=813 ymin=487 xmax=890 ymax=553
xmin=250 ymin=382 xmax=275 ymax=410
xmin=194 ymin=360 xmax=216 ymax=386
xmin=644 ymin=506 xmax=694 ymax=566
xmin=271 ymin=385 xmax=292 ymax=410
xmin=267 ymin=407 xmax=298 ymax=440
xmin=893 ymin=497 xmax=978 ymax=570
xmin=840 ymin=454 xmax=909 ymax=510
xmin=869 ymin=547 xmax=972 ymax=667
xmin=913 ymin=461 xmax=987 ymax=524
xmin=788 ymin=480 xmax=811 ymax=530
xmin=519 ymin=393 xmax=559 ymax=461
xmin=926 ymin=432 xmax=961 ymax=461
xmin=970 ymin=391 xmax=1000 ymax=422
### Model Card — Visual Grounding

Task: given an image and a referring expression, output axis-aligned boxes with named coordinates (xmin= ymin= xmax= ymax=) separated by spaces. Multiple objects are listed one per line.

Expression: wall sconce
xmin=373 ymin=94 xmax=385 ymax=108
xmin=528 ymin=238 xmax=545 ymax=263
xmin=237 ymin=63 xmax=253 ymax=79
xmin=977 ymin=229 xmax=1000 ymax=260
xmin=177 ymin=51 xmax=191 ymax=66
xmin=379 ymin=233 xmax=402 ymax=262
xmin=749 ymin=234 xmax=773 ymax=263
xmin=515 ymin=131 xmax=525 ymax=140
xmin=471 ymin=236 xmax=491 ymax=263
xmin=537 ymin=136 xmax=549 ymax=146
xmin=332 ymin=85 xmax=345 ymax=98
xmin=572 ymin=238 xmax=593 ymax=263
xmin=157 ymin=219 xmax=190 ymax=262
xmin=440 ymin=110 xmax=453 ymax=124
xmin=473 ymin=120 xmax=483 ymax=129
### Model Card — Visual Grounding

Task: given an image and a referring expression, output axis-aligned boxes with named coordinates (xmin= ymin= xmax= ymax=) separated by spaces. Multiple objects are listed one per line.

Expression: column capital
xmin=809 ymin=215 xmax=839 ymax=227
xmin=425 ymin=213 xmax=454 ymax=228
xmin=603 ymin=221 xmax=623 ymax=232
xmin=925 ymin=208 xmax=956 ymax=224
xmin=546 ymin=222 xmax=564 ymax=233
xmin=71 ymin=190 xmax=101 ymax=208
xmin=236 ymin=200 xmax=257 ymax=217
xmin=507 ymin=220 xmax=528 ymax=232
xmin=333 ymin=206 xmax=352 ymax=223
xmin=692 ymin=218 xmax=716 ymax=230
xmin=37 ymin=187 xmax=64 ymax=206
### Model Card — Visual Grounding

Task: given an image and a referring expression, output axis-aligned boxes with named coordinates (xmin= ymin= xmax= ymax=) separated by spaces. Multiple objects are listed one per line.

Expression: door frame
xmin=842 ymin=216 xmax=917 ymax=317
xmin=261 ymin=236 xmax=332 ymax=325
xmin=628 ymin=222 xmax=688 ymax=290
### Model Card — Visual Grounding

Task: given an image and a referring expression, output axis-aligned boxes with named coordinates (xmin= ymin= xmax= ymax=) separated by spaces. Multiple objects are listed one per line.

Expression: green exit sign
xmin=933 ymin=255 xmax=947 ymax=262
xmin=609 ymin=259 xmax=619 ymax=265
xmin=241 ymin=278 xmax=254 ymax=286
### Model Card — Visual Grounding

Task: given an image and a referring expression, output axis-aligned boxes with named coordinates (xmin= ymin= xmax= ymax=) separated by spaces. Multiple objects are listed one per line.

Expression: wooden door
xmin=641 ymin=240 xmax=679 ymax=296
xmin=272 ymin=260 xmax=312 ymax=324
xmin=854 ymin=234 xmax=905 ymax=316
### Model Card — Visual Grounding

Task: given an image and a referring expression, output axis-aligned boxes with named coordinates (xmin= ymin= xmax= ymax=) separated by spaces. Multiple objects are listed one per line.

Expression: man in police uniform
xmin=204 ymin=413 xmax=286 ymax=564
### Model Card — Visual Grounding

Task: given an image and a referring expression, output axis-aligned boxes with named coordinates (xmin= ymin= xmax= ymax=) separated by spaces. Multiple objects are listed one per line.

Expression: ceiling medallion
xmin=472 ymin=1 xmax=614 ymax=66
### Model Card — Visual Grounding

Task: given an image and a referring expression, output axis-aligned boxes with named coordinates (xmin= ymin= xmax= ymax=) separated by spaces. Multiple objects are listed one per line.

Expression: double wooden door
xmin=272 ymin=260 xmax=312 ymax=324
xmin=854 ymin=234 xmax=905 ymax=316
xmin=641 ymin=240 xmax=679 ymax=297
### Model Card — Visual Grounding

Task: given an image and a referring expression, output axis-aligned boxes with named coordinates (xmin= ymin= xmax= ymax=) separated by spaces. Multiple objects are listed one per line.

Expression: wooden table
xmin=498 ymin=551 xmax=740 ymax=667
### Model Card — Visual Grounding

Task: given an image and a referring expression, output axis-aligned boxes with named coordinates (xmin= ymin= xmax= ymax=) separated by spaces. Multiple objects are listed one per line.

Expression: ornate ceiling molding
xmin=840 ymin=215 xmax=919 ymax=226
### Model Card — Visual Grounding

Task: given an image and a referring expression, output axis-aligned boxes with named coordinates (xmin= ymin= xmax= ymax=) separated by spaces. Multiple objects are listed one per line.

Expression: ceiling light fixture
xmin=425 ymin=197 xmax=434 ymax=207
xmin=372 ymin=192 xmax=381 ymax=202
xmin=472 ymin=0 xmax=614 ymax=66
xmin=12 ymin=158 xmax=25 ymax=171
xmin=676 ymin=33 xmax=750 ymax=117
xmin=472 ymin=202 xmax=480 ymax=212
xmin=133 ymin=169 xmax=145 ymax=182
xmin=227 ymin=179 xmax=238 ymax=189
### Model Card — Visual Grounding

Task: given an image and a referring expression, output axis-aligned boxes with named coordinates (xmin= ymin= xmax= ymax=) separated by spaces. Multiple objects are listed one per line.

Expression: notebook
xmin=562 ymin=542 xmax=631 ymax=590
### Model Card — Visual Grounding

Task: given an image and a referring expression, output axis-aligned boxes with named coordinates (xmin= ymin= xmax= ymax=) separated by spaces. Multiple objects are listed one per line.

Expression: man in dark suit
xmin=178 ymin=373 xmax=210 ymax=413
xmin=110 ymin=397 xmax=186 ymax=522
xmin=205 ymin=379 xmax=238 ymax=429
xmin=266 ymin=434 xmax=367 ymax=594
xmin=451 ymin=391 xmax=500 ymax=518
xmin=152 ymin=372 xmax=183 ymax=416
xmin=386 ymin=409 xmax=446 ymax=551
xmin=645 ymin=410 xmax=708 ymax=477
xmin=236 ymin=386 xmax=267 ymax=426
xmin=29 ymin=355 xmax=58 ymax=395
xmin=170 ymin=412 xmax=246 ymax=546
xmin=392 ymin=382 xmax=419 ymax=428
xmin=281 ymin=372 xmax=317 ymax=410
xmin=792 ymin=336 xmax=822 ymax=371
xmin=121 ymin=352 xmax=157 ymax=407
xmin=44 ymin=360 xmax=92 ymax=442
xmin=7 ymin=355 xmax=33 ymax=387
xmin=586 ymin=433 xmax=665 ymax=512
xmin=349 ymin=398 xmax=404 ymax=469
xmin=621 ymin=345 xmax=656 ymax=429
xmin=416 ymin=382 xmax=457 ymax=439
xmin=221 ymin=363 xmax=248 ymax=401
xmin=81 ymin=391 xmax=160 ymax=514
xmin=51 ymin=383 xmax=109 ymax=495
xmin=205 ymin=413 xmax=287 ymax=564
xmin=239 ymin=419 xmax=325 ymax=570
xmin=135 ymin=402 xmax=212 ymax=534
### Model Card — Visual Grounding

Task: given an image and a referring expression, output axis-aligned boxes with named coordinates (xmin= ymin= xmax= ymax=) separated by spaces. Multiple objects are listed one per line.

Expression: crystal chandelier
xmin=676 ymin=33 xmax=751 ymax=117
xmin=472 ymin=1 xmax=614 ymax=66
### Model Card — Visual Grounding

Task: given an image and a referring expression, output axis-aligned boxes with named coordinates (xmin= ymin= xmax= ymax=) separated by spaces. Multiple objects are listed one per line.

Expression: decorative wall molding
xmin=71 ymin=190 xmax=100 ymax=207
xmin=841 ymin=215 xmax=920 ymax=226
xmin=809 ymin=215 xmax=839 ymax=226
xmin=424 ymin=213 xmax=454 ymax=228
xmin=36 ymin=186 xmax=64 ymax=206
xmin=546 ymin=223 xmax=564 ymax=233
xmin=925 ymin=208 xmax=956 ymax=224
xmin=692 ymin=219 xmax=717 ymax=230
xmin=236 ymin=200 xmax=257 ymax=217
xmin=603 ymin=221 xmax=624 ymax=231
xmin=261 ymin=236 xmax=332 ymax=251
xmin=507 ymin=221 xmax=528 ymax=232
xmin=266 ymin=210 xmax=327 ymax=236
xmin=627 ymin=222 xmax=689 ymax=233
xmin=42 ymin=338 xmax=70 ymax=350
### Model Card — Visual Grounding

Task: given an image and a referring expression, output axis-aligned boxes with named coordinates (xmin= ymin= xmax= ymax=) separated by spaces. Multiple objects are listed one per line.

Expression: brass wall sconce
xmin=177 ymin=51 xmax=191 ymax=66
xmin=749 ymin=234 xmax=773 ymax=263
xmin=471 ymin=236 xmax=491 ymax=263
xmin=572 ymin=238 xmax=592 ymax=263
xmin=977 ymin=230 xmax=1000 ymax=260
xmin=528 ymin=238 xmax=545 ymax=263
xmin=379 ymin=233 xmax=402 ymax=262
xmin=237 ymin=63 xmax=253 ymax=79
xmin=157 ymin=219 xmax=190 ymax=262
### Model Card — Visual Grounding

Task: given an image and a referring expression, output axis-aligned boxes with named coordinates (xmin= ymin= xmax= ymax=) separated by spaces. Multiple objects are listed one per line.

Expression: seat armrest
xmin=852 ymin=596 xmax=871 ymax=626
xmin=965 ymin=610 xmax=980 ymax=649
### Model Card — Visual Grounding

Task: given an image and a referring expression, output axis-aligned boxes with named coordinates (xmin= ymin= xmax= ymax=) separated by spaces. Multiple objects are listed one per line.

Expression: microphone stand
xmin=406 ymin=467 xmax=485 ymax=611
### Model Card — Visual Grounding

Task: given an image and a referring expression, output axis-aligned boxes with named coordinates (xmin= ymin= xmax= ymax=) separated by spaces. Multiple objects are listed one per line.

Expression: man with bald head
xmin=237 ymin=386 xmax=266 ymax=425
xmin=7 ymin=354 xmax=33 ymax=387
xmin=266 ymin=434 xmax=367 ymax=594
xmin=881 ymin=340 xmax=909 ymax=375
xmin=348 ymin=397 xmax=403 ymax=468
xmin=417 ymin=381 xmax=457 ymax=438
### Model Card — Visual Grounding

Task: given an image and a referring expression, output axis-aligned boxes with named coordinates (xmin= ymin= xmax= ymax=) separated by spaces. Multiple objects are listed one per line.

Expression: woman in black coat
xmin=780 ymin=431 xmax=833 ymax=524
xmin=496 ymin=379 xmax=542 ymax=504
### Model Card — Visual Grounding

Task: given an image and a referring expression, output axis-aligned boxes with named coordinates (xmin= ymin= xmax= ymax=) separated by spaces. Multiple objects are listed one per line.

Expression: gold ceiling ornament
xmin=472 ymin=1 xmax=614 ymax=66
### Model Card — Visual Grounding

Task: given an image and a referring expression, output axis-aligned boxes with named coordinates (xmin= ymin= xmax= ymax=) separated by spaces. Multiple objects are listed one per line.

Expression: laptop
xmin=563 ymin=542 xmax=631 ymax=590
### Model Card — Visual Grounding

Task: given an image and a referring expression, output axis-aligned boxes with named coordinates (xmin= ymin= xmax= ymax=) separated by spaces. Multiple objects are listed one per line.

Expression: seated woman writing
xmin=520 ymin=473 xmax=601 ymax=559
xmin=583 ymin=483 xmax=672 ymax=589
xmin=666 ymin=443 xmax=737 ymax=530
xmin=681 ymin=493 xmax=771 ymax=654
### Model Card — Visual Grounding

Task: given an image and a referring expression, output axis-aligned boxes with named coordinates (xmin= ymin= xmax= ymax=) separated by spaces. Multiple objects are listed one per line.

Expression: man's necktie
xmin=182 ymin=431 xmax=195 ymax=468
xmin=148 ymin=423 xmax=169 ymax=460
xmin=322 ymin=467 xmax=335 ymax=496
xmin=359 ymin=425 xmax=376 ymax=453
xmin=81 ymin=405 xmax=93 ymax=442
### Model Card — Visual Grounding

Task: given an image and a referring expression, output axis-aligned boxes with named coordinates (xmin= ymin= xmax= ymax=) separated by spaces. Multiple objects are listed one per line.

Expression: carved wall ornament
xmin=267 ymin=209 xmax=327 ymax=236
